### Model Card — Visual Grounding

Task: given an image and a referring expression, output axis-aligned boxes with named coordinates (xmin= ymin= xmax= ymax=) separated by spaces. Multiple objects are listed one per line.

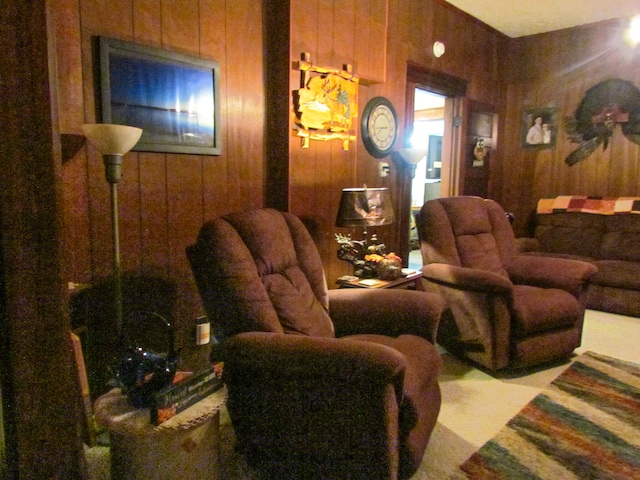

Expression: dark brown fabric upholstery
xmin=518 ymin=210 xmax=640 ymax=317
xmin=187 ymin=208 xmax=444 ymax=479
xmin=417 ymin=197 xmax=597 ymax=370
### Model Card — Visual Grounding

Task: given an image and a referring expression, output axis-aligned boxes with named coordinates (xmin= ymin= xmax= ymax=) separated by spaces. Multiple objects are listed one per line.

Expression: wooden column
xmin=0 ymin=1 xmax=84 ymax=478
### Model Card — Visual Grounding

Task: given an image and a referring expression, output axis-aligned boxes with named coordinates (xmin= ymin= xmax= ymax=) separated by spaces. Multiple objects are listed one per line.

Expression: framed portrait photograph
xmin=98 ymin=36 xmax=221 ymax=155
xmin=522 ymin=107 xmax=558 ymax=149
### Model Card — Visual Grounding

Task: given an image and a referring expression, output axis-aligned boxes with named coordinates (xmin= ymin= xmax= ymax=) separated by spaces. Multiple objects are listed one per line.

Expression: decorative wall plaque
xmin=293 ymin=53 xmax=359 ymax=150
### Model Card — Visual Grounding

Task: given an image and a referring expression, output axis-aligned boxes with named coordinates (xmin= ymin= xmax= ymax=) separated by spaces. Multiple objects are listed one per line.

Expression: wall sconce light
xmin=394 ymin=148 xmax=428 ymax=179
xmin=82 ymin=123 xmax=142 ymax=347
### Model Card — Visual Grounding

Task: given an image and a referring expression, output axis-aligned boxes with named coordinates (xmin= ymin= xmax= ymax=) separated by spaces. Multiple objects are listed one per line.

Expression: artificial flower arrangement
xmin=363 ymin=251 xmax=403 ymax=280
xmin=335 ymin=233 xmax=403 ymax=279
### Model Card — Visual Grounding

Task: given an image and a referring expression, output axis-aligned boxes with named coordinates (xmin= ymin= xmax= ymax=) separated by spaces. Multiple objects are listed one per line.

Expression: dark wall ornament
xmin=564 ymin=78 xmax=640 ymax=166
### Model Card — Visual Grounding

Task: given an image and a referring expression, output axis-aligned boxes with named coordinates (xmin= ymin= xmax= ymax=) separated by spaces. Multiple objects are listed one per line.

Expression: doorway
xmin=398 ymin=62 xmax=467 ymax=268
xmin=408 ymin=89 xmax=446 ymax=270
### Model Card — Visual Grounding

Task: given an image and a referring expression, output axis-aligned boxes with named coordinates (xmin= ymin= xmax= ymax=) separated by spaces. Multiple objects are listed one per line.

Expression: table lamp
xmin=335 ymin=186 xmax=396 ymax=277
xmin=336 ymin=186 xmax=395 ymax=236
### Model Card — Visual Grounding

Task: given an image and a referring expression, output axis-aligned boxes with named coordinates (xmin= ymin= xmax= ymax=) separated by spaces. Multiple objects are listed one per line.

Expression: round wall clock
xmin=361 ymin=97 xmax=399 ymax=158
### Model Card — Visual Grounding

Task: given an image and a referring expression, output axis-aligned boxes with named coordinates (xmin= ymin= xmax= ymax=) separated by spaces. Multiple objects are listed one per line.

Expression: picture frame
xmin=97 ymin=36 xmax=221 ymax=155
xmin=522 ymin=107 xmax=558 ymax=149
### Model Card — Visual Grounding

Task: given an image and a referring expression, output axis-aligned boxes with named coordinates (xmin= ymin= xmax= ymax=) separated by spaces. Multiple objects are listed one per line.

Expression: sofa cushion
xmin=442 ymin=198 xmax=509 ymax=276
xmin=522 ymin=251 xmax=595 ymax=264
xmin=591 ymin=260 xmax=640 ymax=289
xmin=599 ymin=215 xmax=640 ymax=261
xmin=535 ymin=212 xmax=603 ymax=258
xmin=511 ymin=285 xmax=580 ymax=337
xmin=223 ymin=209 xmax=335 ymax=338
xmin=263 ymin=265 xmax=335 ymax=337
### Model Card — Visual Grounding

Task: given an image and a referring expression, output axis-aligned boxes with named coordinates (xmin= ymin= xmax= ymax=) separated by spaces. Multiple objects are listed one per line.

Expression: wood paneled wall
xmin=287 ymin=0 xmax=508 ymax=285
xmin=50 ymin=0 xmax=548 ymax=357
xmin=496 ymin=19 xmax=640 ymax=235
xmin=51 ymin=0 xmax=509 ymax=357
xmin=53 ymin=0 xmax=265 ymax=357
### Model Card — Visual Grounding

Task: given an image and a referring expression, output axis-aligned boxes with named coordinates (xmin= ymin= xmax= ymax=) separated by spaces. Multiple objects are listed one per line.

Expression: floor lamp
xmin=82 ymin=124 xmax=143 ymax=350
xmin=395 ymin=148 xmax=428 ymax=179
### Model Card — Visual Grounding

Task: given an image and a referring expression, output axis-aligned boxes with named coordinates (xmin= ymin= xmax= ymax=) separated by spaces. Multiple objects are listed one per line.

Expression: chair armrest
xmin=420 ymin=263 xmax=513 ymax=294
xmin=515 ymin=236 xmax=540 ymax=253
xmin=219 ymin=332 xmax=414 ymax=475
xmin=507 ymin=255 xmax=598 ymax=295
xmin=220 ymin=331 xmax=405 ymax=396
xmin=328 ymin=289 xmax=444 ymax=342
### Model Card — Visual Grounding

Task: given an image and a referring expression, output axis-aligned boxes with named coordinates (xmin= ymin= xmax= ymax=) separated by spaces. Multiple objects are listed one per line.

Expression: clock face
xmin=369 ymin=105 xmax=396 ymax=150
xmin=362 ymin=97 xmax=398 ymax=158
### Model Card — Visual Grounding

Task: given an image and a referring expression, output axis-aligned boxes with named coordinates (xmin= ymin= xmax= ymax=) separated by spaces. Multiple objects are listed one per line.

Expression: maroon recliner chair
xmin=417 ymin=196 xmax=598 ymax=371
xmin=187 ymin=208 xmax=444 ymax=479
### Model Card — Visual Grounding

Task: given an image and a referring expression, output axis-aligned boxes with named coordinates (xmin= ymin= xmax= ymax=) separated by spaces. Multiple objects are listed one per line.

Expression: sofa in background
xmin=517 ymin=195 xmax=640 ymax=318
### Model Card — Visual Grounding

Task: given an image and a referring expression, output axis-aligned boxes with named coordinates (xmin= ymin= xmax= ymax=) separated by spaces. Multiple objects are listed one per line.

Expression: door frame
xmin=395 ymin=63 xmax=467 ymax=265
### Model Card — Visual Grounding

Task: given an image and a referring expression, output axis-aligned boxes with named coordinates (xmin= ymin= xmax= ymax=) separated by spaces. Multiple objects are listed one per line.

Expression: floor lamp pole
xmin=108 ymin=179 xmax=123 ymax=351
xmin=104 ymin=153 xmax=124 ymax=351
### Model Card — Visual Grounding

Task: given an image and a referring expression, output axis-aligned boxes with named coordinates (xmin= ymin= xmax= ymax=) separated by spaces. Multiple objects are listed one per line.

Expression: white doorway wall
xmin=410 ymin=89 xmax=446 ymax=208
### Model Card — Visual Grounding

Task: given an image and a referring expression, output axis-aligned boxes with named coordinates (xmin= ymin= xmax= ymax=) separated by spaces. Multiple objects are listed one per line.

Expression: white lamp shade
xmin=82 ymin=124 xmax=143 ymax=156
xmin=397 ymin=148 xmax=428 ymax=165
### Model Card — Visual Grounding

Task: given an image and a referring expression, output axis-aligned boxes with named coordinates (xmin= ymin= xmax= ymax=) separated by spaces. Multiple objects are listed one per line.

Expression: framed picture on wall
xmin=97 ymin=36 xmax=221 ymax=155
xmin=522 ymin=107 xmax=558 ymax=149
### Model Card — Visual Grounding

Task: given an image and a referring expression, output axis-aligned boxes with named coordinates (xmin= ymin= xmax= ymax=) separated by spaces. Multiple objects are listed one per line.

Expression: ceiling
xmin=445 ymin=0 xmax=640 ymax=38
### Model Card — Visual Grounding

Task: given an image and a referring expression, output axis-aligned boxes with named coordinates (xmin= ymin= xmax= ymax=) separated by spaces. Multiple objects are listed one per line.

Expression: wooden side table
xmin=336 ymin=270 xmax=423 ymax=290
xmin=94 ymin=387 xmax=227 ymax=480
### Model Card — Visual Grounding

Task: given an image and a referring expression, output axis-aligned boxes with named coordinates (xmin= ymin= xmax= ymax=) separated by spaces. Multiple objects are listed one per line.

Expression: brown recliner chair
xmin=417 ymin=196 xmax=598 ymax=371
xmin=187 ymin=208 xmax=444 ymax=480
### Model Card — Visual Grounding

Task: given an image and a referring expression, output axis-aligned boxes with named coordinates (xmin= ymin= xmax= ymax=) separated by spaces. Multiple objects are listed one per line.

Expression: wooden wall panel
xmin=55 ymin=0 xmax=91 ymax=283
xmin=139 ymin=153 xmax=170 ymax=273
xmin=55 ymin=0 xmax=265 ymax=357
xmin=133 ymin=0 xmax=161 ymax=44
xmin=118 ymin=153 xmax=143 ymax=273
xmin=499 ymin=19 xmax=640 ymax=235
xmin=354 ymin=0 xmax=372 ymax=82
xmin=287 ymin=0 xmax=506 ymax=285
xmin=200 ymin=0 xmax=230 ymax=221
xmin=224 ymin=0 xmax=265 ymax=213
xmin=166 ymin=155 xmax=204 ymax=331
xmin=55 ymin=0 xmax=510 ymax=356
xmin=289 ymin=0 xmax=323 ymax=237
xmin=1 ymin=1 xmax=84 ymax=476
xmin=161 ymin=0 xmax=199 ymax=52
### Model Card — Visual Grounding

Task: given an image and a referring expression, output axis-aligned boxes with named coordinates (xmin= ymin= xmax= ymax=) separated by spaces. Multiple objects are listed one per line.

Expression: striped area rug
xmin=453 ymin=351 xmax=640 ymax=479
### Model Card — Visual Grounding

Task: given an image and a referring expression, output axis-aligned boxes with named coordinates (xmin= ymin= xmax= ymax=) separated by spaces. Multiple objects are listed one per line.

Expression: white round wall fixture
xmin=433 ymin=41 xmax=446 ymax=58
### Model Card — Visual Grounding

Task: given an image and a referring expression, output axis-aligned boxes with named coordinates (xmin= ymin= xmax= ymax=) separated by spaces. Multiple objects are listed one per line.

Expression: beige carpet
xmin=85 ymin=309 xmax=640 ymax=479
